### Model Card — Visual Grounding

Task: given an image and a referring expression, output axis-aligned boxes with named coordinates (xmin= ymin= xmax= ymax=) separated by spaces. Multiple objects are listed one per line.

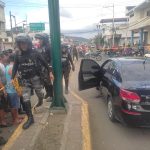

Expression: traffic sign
xmin=29 ymin=23 xmax=45 ymax=31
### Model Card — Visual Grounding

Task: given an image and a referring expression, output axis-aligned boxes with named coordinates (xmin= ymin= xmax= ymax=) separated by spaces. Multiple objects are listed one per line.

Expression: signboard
xmin=29 ymin=23 xmax=45 ymax=31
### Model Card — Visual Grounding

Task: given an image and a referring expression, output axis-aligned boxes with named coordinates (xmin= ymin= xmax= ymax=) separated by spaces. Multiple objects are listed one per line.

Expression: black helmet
xmin=35 ymin=33 xmax=50 ymax=46
xmin=15 ymin=34 xmax=32 ymax=50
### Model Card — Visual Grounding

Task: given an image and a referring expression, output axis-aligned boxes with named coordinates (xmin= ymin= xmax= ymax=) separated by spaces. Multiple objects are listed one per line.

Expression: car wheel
xmin=107 ymin=97 xmax=116 ymax=122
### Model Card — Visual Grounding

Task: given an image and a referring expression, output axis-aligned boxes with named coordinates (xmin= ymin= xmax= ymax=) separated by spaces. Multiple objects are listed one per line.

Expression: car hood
xmin=121 ymin=81 xmax=150 ymax=90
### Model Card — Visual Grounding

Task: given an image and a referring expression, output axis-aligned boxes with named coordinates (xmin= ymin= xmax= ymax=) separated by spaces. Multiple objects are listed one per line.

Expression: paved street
xmin=70 ymin=56 xmax=150 ymax=150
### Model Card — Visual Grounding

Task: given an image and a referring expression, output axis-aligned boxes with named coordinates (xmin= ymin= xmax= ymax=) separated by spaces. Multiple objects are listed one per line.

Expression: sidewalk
xmin=1 ymin=91 xmax=86 ymax=150
xmin=1 ymin=59 xmax=92 ymax=150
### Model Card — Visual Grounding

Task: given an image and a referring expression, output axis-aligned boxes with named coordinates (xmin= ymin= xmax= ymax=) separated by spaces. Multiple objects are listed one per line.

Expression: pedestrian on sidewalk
xmin=5 ymin=54 xmax=22 ymax=125
xmin=0 ymin=54 xmax=8 ymax=127
xmin=72 ymin=45 xmax=78 ymax=61
xmin=34 ymin=33 xmax=53 ymax=102
xmin=11 ymin=34 xmax=54 ymax=129
xmin=61 ymin=45 xmax=75 ymax=94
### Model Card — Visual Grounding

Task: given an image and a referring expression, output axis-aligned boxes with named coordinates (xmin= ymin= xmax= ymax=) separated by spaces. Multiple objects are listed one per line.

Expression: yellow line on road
xmin=2 ymin=103 xmax=37 ymax=150
xmin=70 ymin=91 xmax=92 ymax=150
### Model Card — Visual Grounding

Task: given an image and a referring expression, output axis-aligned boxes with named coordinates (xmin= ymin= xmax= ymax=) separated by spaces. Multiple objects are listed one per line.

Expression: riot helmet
xmin=15 ymin=34 xmax=32 ymax=51
xmin=35 ymin=33 xmax=50 ymax=47
xmin=61 ymin=45 xmax=68 ymax=53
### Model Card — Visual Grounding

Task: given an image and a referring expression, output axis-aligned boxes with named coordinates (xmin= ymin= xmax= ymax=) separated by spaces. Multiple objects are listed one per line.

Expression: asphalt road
xmin=70 ymin=56 xmax=150 ymax=150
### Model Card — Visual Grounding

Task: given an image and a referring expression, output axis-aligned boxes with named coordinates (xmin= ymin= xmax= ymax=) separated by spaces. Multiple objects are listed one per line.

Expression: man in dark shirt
xmin=12 ymin=34 xmax=54 ymax=129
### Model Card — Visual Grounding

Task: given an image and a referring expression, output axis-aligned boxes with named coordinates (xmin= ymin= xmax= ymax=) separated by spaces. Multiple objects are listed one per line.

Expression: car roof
xmin=109 ymin=57 xmax=146 ymax=64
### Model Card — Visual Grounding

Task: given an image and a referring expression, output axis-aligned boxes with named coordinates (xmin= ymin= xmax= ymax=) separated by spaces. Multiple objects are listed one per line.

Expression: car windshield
xmin=121 ymin=59 xmax=150 ymax=81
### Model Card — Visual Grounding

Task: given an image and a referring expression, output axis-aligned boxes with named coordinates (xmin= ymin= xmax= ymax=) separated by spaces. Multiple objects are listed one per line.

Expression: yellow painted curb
xmin=2 ymin=102 xmax=37 ymax=150
xmin=70 ymin=91 xmax=92 ymax=150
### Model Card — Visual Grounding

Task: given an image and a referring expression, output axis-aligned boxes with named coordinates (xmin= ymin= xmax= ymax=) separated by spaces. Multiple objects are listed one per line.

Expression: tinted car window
xmin=102 ymin=60 xmax=112 ymax=71
xmin=121 ymin=60 xmax=150 ymax=81
xmin=82 ymin=59 xmax=99 ymax=72
xmin=107 ymin=61 xmax=122 ymax=82
xmin=82 ymin=59 xmax=100 ymax=81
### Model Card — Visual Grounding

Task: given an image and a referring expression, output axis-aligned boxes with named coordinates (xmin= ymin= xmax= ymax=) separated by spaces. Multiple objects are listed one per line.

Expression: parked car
xmin=78 ymin=57 xmax=150 ymax=127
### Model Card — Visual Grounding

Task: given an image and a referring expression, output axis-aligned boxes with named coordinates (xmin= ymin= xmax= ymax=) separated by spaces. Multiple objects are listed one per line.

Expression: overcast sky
xmin=4 ymin=0 xmax=144 ymax=35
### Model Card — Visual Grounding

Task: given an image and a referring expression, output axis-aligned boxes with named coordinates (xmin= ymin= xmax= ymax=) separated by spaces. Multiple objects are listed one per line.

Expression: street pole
xmin=48 ymin=0 xmax=65 ymax=108
xmin=9 ymin=11 xmax=13 ymax=43
xmin=112 ymin=4 xmax=115 ymax=47
xmin=12 ymin=16 xmax=17 ymax=34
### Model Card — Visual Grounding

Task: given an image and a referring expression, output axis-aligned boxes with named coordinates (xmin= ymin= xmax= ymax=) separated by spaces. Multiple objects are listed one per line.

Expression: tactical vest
xmin=17 ymin=51 xmax=39 ymax=79
xmin=61 ymin=52 xmax=70 ymax=68
xmin=36 ymin=47 xmax=50 ymax=64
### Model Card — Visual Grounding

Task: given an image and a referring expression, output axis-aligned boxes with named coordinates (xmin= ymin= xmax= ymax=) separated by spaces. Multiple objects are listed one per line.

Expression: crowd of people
xmin=0 ymin=33 xmax=77 ymax=146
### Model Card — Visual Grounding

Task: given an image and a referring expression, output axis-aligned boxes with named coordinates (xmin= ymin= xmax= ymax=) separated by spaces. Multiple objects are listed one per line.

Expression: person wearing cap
xmin=34 ymin=33 xmax=53 ymax=101
xmin=61 ymin=45 xmax=75 ymax=94
xmin=12 ymin=34 xmax=54 ymax=129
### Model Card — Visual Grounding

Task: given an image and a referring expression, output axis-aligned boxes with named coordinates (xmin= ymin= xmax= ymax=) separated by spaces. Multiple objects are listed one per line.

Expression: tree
xmin=94 ymin=34 xmax=104 ymax=49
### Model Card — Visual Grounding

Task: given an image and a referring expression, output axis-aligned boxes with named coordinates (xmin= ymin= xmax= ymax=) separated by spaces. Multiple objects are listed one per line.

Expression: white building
xmin=100 ymin=18 xmax=134 ymax=48
xmin=0 ymin=1 xmax=11 ymax=50
xmin=126 ymin=0 xmax=150 ymax=49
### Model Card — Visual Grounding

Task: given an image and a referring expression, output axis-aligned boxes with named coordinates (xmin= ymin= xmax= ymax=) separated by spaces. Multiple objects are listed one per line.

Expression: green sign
xmin=29 ymin=23 xmax=45 ymax=31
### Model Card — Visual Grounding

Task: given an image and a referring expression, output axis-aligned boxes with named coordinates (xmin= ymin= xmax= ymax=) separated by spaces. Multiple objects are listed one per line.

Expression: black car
xmin=79 ymin=57 xmax=150 ymax=127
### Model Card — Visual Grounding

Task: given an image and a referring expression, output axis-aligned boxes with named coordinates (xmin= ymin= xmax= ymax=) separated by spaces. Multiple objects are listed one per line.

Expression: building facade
xmin=99 ymin=18 xmax=135 ymax=48
xmin=127 ymin=0 xmax=150 ymax=50
xmin=0 ymin=1 xmax=11 ymax=50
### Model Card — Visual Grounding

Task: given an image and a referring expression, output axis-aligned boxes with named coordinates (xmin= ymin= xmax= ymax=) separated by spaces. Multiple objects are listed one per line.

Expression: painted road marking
xmin=2 ymin=102 xmax=38 ymax=150
xmin=70 ymin=91 xmax=92 ymax=150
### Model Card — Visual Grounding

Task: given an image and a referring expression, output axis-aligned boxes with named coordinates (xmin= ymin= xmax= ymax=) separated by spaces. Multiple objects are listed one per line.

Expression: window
xmin=102 ymin=60 xmax=112 ymax=71
xmin=147 ymin=10 xmax=150 ymax=16
xmin=130 ymin=13 xmax=134 ymax=18
xmin=5 ymin=39 xmax=8 ymax=42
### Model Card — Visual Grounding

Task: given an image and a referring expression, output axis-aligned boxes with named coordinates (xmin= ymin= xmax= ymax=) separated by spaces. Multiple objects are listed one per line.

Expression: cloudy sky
xmin=4 ymin=0 xmax=144 ymax=37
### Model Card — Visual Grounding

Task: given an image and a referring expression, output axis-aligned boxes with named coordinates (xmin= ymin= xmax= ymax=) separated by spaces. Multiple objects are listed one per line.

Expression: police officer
xmin=72 ymin=45 xmax=78 ymax=61
xmin=12 ymin=35 xmax=54 ymax=129
xmin=61 ymin=45 xmax=75 ymax=94
xmin=34 ymin=33 xmax=53 ymax=101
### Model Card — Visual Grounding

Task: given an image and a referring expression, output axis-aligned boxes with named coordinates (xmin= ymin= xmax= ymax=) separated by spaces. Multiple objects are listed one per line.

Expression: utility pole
xmin=11 ymin=15 xmax=17 ymax=33
xmin=9 ymin=11 xmax=13 ymax=43
xmin=112 ymin=4 xmax=115 ymax=47
xmin=48 ymin=0 xmax=65 ymax=108
xmin=96 ymin=24 xmax=101 ymax=49
xmin=103 ymin=4 xmax=115 ymax=47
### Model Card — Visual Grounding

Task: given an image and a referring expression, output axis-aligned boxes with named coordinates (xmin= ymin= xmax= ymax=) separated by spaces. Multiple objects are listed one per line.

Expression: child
xmin=5 ymin=55 xmax=22 ymax=124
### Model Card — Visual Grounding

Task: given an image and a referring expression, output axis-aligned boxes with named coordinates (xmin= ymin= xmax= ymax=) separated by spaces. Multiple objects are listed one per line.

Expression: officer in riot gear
xmin=61 ymin=45 xmax=75 ymax=94
xmin=12 ymin=34 xmax=54 ymax=129
xmin=34 ymin=33 xmax=53 ymax=101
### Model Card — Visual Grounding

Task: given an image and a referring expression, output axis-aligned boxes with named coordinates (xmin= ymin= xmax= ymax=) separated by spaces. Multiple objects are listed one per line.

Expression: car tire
xmin=107 ymin=97 xmax=116 ymax=122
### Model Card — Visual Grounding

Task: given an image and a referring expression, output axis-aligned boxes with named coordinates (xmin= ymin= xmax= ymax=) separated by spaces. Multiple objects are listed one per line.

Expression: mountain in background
xmin=64 ymin=35 xmax=90 ymax=43
xmin=61 ymin=23 xmax=99 ymax=39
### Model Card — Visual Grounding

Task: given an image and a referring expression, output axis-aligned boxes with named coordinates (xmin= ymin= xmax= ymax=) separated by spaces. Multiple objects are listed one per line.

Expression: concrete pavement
xmin=70 ymin=56 xmax=150 ymax=150
xmin=1 ymin=58 xmax=92 ymax=150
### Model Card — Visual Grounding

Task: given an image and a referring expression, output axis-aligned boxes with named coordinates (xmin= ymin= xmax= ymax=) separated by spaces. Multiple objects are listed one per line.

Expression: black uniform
xmin=61 ymin=46 xmax=74 ymax=94
xmin=12 ymin=35 xmax=51 ymax=129
xmin=35 ymin=34 xmax=53 ymax=100
xmin=72 ymin=46 xmax=78 ymax=61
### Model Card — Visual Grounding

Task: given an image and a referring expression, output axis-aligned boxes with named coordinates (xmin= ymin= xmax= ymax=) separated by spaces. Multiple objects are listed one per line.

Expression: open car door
xmin=78 ymin=59 xmax=101 ymax=91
